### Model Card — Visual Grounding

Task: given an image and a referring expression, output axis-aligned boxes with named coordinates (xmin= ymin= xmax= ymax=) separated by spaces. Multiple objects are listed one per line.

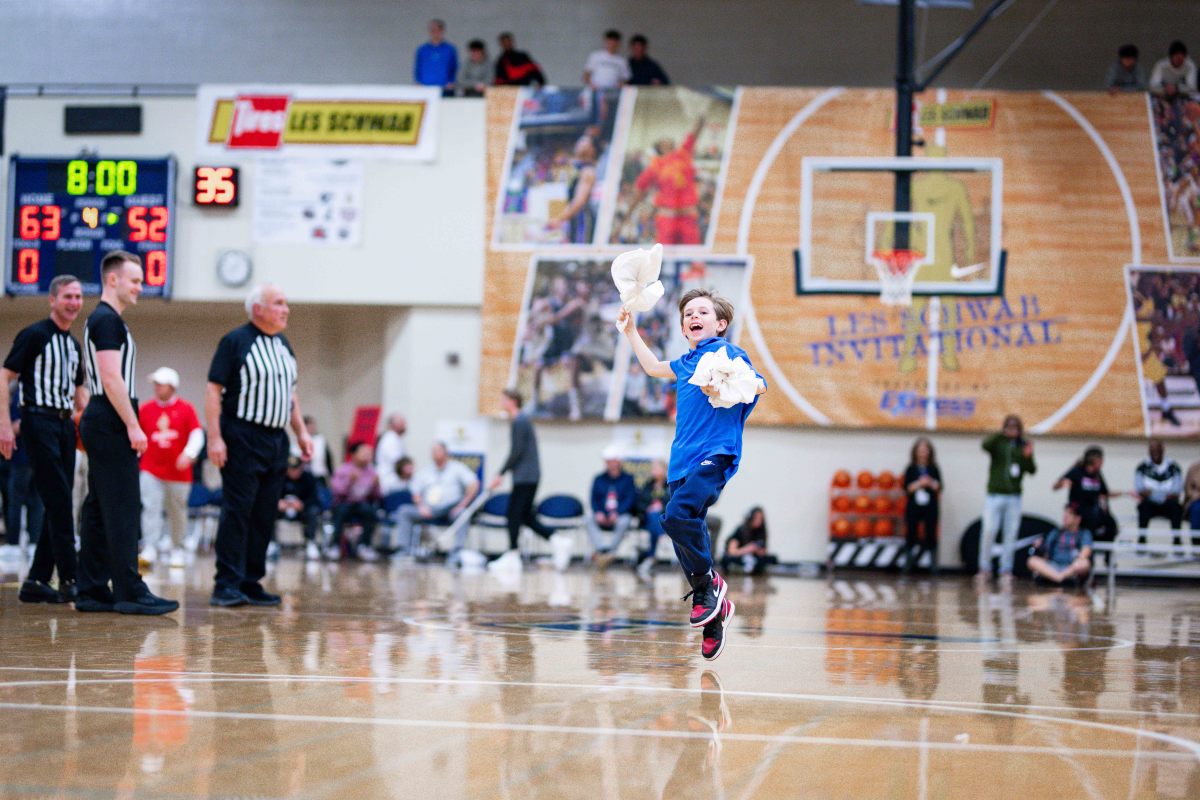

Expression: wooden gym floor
xmin=1 ymin=556 xmax=1198 ymax=798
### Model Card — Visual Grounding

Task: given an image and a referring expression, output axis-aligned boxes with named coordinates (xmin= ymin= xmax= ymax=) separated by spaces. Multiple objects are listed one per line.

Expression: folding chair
xmin=187 ymin=484 xmax=222 ymax=552
xmin=534 ymin=494 xmax=586 ymax=560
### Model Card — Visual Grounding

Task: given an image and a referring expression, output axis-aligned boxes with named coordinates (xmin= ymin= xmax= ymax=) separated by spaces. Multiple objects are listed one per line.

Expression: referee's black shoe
xmin=19 ymin=579 xmax=68 ymax=604
xmin=76 ymin=588 xmax=116 ymax=613
xmin=242 ymin=585 xmax=283 ymax=607
xmin=210 ymin=587 xmax=249 ymax=607
xmin=115 ymin=591 xmax=179 ymax=616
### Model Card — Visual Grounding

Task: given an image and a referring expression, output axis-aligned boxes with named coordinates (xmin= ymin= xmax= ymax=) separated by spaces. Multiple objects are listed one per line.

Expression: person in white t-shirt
xmin=375 ymin=412 xmax=408 ymax=496
xmin=392 ymin=442 xmax=479 ymax=553
xmin=583 ymin=30 xmax=631 ymax=89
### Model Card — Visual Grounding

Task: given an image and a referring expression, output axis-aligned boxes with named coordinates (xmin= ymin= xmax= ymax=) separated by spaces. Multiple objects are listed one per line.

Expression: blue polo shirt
xmin=668 ymin=337 xmax=764 ymax=483
xmin=414 ymin=42 xmax=458 ymax=86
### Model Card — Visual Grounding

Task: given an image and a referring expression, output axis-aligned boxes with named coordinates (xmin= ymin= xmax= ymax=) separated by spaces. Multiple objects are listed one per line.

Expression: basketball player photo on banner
xmin=1151 ymin=96 xmax=1200 ymax=262
xmin=1125 ymin=265 xmax=1200 ymax=437
xmin=607 ymin=86 xmax=739 ymax=250
xmin=508 ymin=253 xmax=751 ymax=422
xmin=492 ymin=87 xmax=623 ymax=248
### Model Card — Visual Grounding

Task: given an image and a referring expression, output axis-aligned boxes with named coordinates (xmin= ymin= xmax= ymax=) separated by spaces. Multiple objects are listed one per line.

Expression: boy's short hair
xmin=468 ymin=39 xmax=485 ymax=50
xmin=631 ymin=34 xmax=647 ymax=47
xmin=604 ymin=29 xmax=621 ymax=41
xmin=502 ymin=387 xmax=523 ymax=407
xmin=1118 ymin=44 xmax=1138 ymax=59
xmin=678 ymin=288 xmax=734 ymax=338
xmin=1169 ymin=40 xmax=1187 ymax=57
xmin=100 ymin=250 xmax=140 ymax=279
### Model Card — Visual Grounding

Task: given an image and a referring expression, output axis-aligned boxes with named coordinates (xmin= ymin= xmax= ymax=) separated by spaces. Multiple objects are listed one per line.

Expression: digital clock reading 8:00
xmin=5 ymin=156 xmax=176 ymax=297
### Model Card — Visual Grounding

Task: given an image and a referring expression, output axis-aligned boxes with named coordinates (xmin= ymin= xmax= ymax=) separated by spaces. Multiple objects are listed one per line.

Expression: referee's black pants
xmin=78 ymin=401 xmax=146 ymax=603
xmin=214 ymin=417 xmax=289 ymax=594
xmin=22 ymin=410 xmax=78 ymax=585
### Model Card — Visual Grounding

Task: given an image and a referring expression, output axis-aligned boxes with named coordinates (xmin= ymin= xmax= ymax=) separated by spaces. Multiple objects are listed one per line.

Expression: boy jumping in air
xmin=617 ymin=289 xmax=766 ymax=660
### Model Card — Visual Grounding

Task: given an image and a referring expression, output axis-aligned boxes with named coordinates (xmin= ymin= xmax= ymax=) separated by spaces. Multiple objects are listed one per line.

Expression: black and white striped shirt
xmin=2 ymin=318 xmax=84 ymax=411
xmin=83 ymin=301 xmax=137 ymax=403
xmin=208 ymin=323 xmax=298 ymax=429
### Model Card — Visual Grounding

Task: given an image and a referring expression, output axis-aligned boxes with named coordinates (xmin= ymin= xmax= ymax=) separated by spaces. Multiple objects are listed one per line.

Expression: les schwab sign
xmin=196 ymin=84 xmax=440 ymax=161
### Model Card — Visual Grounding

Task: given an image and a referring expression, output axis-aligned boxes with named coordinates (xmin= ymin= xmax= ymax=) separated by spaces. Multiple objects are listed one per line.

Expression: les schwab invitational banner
xmin=480 ymin=86 xmax=1197 ymax=438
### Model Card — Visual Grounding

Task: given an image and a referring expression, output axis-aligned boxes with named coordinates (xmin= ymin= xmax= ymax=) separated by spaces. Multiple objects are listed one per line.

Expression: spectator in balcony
xmin=629 ymin=34 xmax=670 ymax=86
xmin=376 ymin=412 xmax=408 ymax=497
xmin=278 ymin=455 xmax=321 ymax=560
xmin=1150 ymin=40 xmax=1197 ymax=98
xmin=720 ymin=507 xmax=768 ymax=575
xmin=1026 ymin=503 xmax=1093 ymax=588
xmin=1106 ymin=44 xmax=1146 ymax=93
xmin=903 ymin=436 xmax=941 ymax=573
xmin=414 ymin=18 xmax=458 ymax=96
xmin=584 ymin=29 xmax=631 ymax=90
xmin=1135 ymin=438 xmax=1184 ymax=545
xmin=586 ymin=448 xmax=637 ymax=567
xmin=494 ymin=32 xmax=545 ymax=86
xmin=635 ymin=459 xmax=669 ymax=577
xmin=1053 ymin=446 xmax=1117 ymax=551
xmin=329 ymin=441 xmax=382 ymax=561
xmin=392 ymin=441 xmax=479 ymax=555
xmin=459 ymin=39 xmax=491 ymax=97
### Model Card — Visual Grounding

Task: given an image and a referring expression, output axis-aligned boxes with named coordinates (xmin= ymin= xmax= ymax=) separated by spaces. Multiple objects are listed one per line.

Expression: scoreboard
xmin=5 ymin=156 xmax=176 ymax=297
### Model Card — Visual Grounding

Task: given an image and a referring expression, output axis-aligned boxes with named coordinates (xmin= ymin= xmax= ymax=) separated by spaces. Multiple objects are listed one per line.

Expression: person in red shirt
xmin=629 ymin=115 xmax=706 ymax=245
xmin=138 ymin=367 xmax=203 ymax=568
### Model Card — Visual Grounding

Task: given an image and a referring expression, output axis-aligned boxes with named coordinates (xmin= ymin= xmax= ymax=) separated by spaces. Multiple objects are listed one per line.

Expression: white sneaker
xmin=168 ymin=548 xmax=186 ymax=568
xmin=550 ymin=532 xmax=573 ymax=572
xmin=357 ymin=545 xmax=379 ymax=562
xmin=487 ymin=549 xmax=523 ymax=572
xmin=0 ymin=543 xmax=20 ymax=561
xmin=138 ymin=546 xmax=158 ymax=565
xmin=305 ymin=542 xmax=321 ymax=561
xmin=324 ymin=545 xmax=341 ymax=561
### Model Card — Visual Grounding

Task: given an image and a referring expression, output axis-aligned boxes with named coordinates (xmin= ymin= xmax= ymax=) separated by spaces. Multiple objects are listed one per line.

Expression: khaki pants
xmin=140 ymin=472 xmax=191 ymax=549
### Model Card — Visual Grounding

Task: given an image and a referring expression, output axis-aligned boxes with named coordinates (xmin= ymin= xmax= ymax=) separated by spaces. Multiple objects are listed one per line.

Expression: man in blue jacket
xmin=586 ymin=448 xmax=637 ymax=567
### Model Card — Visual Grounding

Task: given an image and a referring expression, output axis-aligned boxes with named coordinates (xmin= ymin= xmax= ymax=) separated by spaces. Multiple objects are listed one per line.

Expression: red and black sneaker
xmin=685 ymin=571 xmax=727 ymax=628
xmin=701 ymin=597 xmax=735 ymax=661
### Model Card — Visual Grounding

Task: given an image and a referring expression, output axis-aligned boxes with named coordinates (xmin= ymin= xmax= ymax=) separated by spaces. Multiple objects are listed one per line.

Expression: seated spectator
xmin=394 ymin=442 xmax=479 ymax=555
xmin=303 ymin=414 xmax=334 ymax=490
xmin=278 ymin=455 xmax=322 ymax=560
xmin=1053 ymin=445 xmax=1117 ymax=550
xmin=902 ymin=436 xmax=941 ymax=573
xmin=586 ymin=449 xmax=636 ymax=566
xmin=1184 ymin=458 xmax=1200 ymax=540
xmin=720 ymin=507 xmax=768 ymax=575
xmin=376 ymin=412 xmax=408 ymax=496
xmin=494 ymin=32 xmax=545 ymax=86
xmin=635 ymin=459 xmax=669 ymax=577
xmin=1135 ymin=438 xmax=1184 ymax=545
xmin=459 ymin=39 xmax=490 ymax=97
xmin=1150 ymin=40 xmax=1197 ymax=98
xmin=583 ymin=29 xmax=630 ymax=89
xmin=1027 ymin=504 xmax=1094 ymax=587
xmin=414 ymin=18 xmax=458 ymax=96
xmin=393 ymin=455 xmax=415 ymax=495
xmin=329 ymin=442 xmax=382 ymax=561
xmin=629 ymin=34 xmax=669 ymax=86
xmin=1106 ymin=44 xmax=1146 ymax=93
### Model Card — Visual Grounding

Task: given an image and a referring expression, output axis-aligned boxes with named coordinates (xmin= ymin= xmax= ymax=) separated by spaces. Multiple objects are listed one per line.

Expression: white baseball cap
xmin=149 ymin=367 xmax=180 ymax=387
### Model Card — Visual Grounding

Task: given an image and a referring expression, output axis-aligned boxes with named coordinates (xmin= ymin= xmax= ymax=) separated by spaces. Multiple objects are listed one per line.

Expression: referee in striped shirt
xmin=207 ymin=284 xmax=313 ymax=607
xmin=76 ymin=251 xmax=178 ymax=615
xmin=0 ymin=275 xmax=87 ymax=603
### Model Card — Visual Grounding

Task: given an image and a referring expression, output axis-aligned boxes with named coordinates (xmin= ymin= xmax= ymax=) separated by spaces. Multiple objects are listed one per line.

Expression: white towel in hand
xmin=611 ymin=243 xmax=665 ymax=312
xmin=687 ymin=346 xmax=762 ymax=408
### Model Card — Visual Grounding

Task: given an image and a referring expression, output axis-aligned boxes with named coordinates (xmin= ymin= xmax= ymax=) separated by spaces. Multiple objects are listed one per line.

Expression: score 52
xmin=193 ymin=166 xmax=239 ymax=207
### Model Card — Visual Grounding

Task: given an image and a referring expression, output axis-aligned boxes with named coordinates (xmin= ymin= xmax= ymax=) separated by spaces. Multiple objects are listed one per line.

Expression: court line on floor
xmin=2 ymin=671 xmax=1199 ymax=757
xmin=0 ymin=701 xmax=1193 ymax=761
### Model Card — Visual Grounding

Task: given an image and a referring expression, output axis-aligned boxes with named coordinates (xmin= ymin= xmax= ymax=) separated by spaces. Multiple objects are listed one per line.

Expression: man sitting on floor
xmin=393 ymin=441 xmax=479 ymax=555
xmin=1027 ymin=503 xmax=1094 ymax=587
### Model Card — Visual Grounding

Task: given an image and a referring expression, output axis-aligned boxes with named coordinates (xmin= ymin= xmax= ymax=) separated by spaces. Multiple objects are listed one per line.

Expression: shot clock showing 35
xmin=5 ymin=156 xmax=176 ymax=297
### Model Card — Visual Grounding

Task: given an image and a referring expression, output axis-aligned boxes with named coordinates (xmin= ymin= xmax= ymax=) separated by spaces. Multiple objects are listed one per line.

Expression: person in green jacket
xmin=978 ymin=414 xmax=1036 ymax=584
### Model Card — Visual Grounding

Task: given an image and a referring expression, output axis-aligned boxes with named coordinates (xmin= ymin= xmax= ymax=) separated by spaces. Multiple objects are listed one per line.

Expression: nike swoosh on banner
xmin=949 ymin=262 xmax=987 ymax=279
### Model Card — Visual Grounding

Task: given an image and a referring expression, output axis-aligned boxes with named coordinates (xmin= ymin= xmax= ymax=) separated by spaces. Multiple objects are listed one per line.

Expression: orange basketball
xmin=853 ymin=495 xmax=872 ymax=512
xmin=831 ymin=518 xmax=852 ymax=537
xmin=853 ymin=519 xmax=872 ymax=538
xmin=895 ymin=495 xmax=907 ymax=513
xmin=873 ymin=518 xmax=895 ymax=537
xmin=832 ymin=469 xmax=852 ymax=488
xmin=876 ymin=471 xmax=897 ymax=490
xmin=856 ymin=470 xmax=875 ymax=489
xmin=832 ymin=495 xmax=852 ymax=513
xmin=872 ymin=496 xmax=893 ymax=514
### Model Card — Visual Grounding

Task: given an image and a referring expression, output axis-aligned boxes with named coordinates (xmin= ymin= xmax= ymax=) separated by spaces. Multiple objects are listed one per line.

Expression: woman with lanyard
xmin=902 ymin=437 xmax=942 ymax=573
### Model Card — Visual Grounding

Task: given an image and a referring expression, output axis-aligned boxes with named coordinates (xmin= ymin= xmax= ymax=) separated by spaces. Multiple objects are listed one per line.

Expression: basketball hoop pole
xmin=894 ymin=0 xmax=917 ymax=251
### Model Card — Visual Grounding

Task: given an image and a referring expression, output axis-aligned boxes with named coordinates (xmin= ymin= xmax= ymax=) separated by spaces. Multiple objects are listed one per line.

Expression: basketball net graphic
xmin=865 ymin=211 xmax=935 ymax=306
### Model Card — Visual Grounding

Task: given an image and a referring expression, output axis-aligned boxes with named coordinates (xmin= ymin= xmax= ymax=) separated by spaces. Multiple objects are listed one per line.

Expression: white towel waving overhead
xmin=687 ymin=346 xmax=763 ymax=409
xmin=611 ymin=243 xmax=665 ymax=312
